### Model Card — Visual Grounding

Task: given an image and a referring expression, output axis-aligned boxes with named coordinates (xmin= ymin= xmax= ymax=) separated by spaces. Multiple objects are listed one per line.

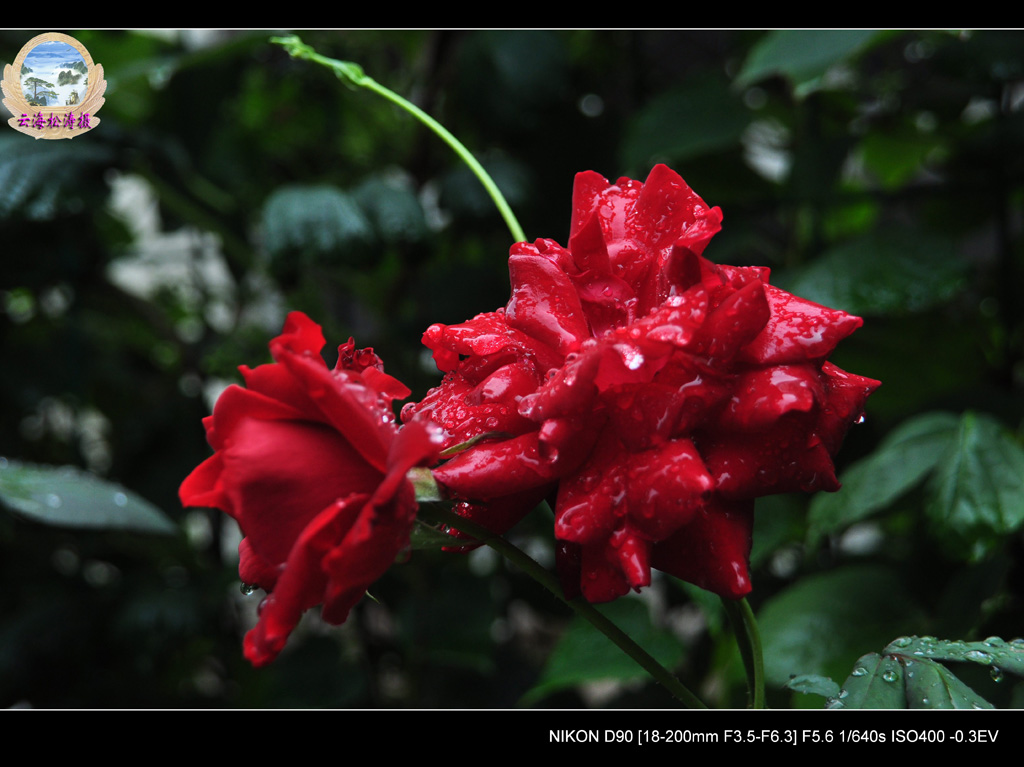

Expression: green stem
xmin=723 ymin=597 xmax=765 ymax=709
xmin=417 ymin=502 xmax=707 ymax=709
xmin=271 ymin=35 xmax=526 ymax=245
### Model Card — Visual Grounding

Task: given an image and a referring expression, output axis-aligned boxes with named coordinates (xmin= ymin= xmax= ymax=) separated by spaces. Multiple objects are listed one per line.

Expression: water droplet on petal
xmin=240 ymin=582 xmax=257 ymax=596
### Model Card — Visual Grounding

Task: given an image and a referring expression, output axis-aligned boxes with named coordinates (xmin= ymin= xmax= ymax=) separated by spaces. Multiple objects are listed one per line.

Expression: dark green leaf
xmin=352 ymin=172 xmax=427 ymax=244
xmin=926 ymin=411 xmax=1024 ymax=561
xmin=622 ymin=79 xmax=749 ymax=171
xmin=523 ymin=597 xmax=685 ymax=705
xmin=440 ymin=155 xmax=530 ymax=218
xmin=759 ymin=565 xmax=924 ymax=686
xmin=779 ymin=229 xmax=969 ymax=316
xmin=0 ymin=135 xmax=113 ymax=219
xmin=262 ymin=184 xmax=372 ymax=257
xmin=0 ymin=458 xmax=176 ymax=535
xmin=857 ymin=130 xmax=948 ymax=190
xmin=751 ymin=493 xmax=806 ymax=569
xmin=808 ymin=411 xmax=960 ymax=546
xmin=734 ymin=30 xmax=887 ymax=94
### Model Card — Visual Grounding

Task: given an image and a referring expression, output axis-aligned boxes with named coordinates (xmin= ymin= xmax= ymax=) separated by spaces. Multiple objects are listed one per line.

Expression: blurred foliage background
xmin=2 ymin=29 xmax=1023 ymax=709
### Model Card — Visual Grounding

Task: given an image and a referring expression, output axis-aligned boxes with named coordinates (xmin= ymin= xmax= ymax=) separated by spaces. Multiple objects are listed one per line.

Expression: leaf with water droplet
xmin=883 ymin=635 xmax=1024 ymax=678
xmin=835 ymin=653 xmax=907 ymax=709
xmin=902 ymin=657 xmax=993 ymax=709
xmin=0 ymin=458 xmax=176 ymax=535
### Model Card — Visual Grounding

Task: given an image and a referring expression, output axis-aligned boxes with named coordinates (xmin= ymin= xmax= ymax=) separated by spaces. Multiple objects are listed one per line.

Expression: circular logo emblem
xmin=2 ymin=32 xmax=106 ymax=139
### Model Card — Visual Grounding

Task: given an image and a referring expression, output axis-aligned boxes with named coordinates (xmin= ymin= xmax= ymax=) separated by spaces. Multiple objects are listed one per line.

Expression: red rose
xmin=403 ymin=165 xmax=879 ymax=602
xmin=181 ymin=312 xmax=440 ymax=666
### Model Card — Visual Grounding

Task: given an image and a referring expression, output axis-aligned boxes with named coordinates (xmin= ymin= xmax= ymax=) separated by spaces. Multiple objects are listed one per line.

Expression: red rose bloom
xmin=403 ymin=164 xmax=879 ymax=603
xmin=181 ymin=311 xmax=440 ymax=666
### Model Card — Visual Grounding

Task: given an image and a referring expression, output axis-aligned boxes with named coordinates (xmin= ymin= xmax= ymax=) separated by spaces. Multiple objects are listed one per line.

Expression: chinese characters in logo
xmin=18 ymin=111 xmax=91 ymax=130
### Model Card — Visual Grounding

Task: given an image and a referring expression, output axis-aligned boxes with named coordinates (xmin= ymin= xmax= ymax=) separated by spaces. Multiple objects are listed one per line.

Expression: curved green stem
xmin=271 ymin=35 xmax=526 ymax=245
xmin=723 ymin=597 xmax=765 ymax=709
xmin=417 ymin=502 xmax=707 ymax=709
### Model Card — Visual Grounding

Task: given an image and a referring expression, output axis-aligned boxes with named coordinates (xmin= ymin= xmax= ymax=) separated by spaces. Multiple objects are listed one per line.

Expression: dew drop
xmin=965 ymin=650 xmax=993 ymax=664
xmin=113 ymin=492 xmax=128 ymax=507
xmin=45 ymin=493 xmax=62 ymax=508
xmin=891 ymin=636 xmax=913 ymax=648
xmin=990 ymin=666 xmax=1004 ymax=683
xmin=240 ymin=582 xmax=257 ymax=596
xmin=882 ymin=670 xmax=898 ymax=683
xmin=851 ymin=666 xmax=868 ymax=677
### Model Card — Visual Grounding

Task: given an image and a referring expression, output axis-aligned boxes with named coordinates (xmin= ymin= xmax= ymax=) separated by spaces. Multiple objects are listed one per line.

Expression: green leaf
xmin=808 ymin=411 xmax=960 ymax=547
xmin=0 ymin=458 xmax=176 ymax=535
xmin=778 ymin=229 xmax=969 ymax=317
xmin=884 ymin=635 xmax=1024 ymax=677
xmin=352 ymin=172 xmax=427 ymax=244
xmin=262 ymin=184 xmax=373 ymax=258
xmin=751 ymin=494 xmax=806 ymax=568
xmin=523 ymin=597 xmax=685 ymax=705
xmin=926 ymin=411 xmax=1024 ymax=561
xmin=902 ymin=657 xmax=993 ymax=709
xmin=831 ymin=652 xmax=908 ymax=708
xmin=786 ymin=674 xmax=841 ymax=699
xmin=622 ymin=78 xmax=750 ymax=170
xmin=821 ymin=636 xmax=1024 ymax=709
xmin=734 ymin=30 xmax=887 ymax=94
xmin=759 ymin=565 xmax=924 ymax=687
xmin=857 ymin=130 xmax=948 ymax=190
xmin=0 ymin=135 xmax=113 ymax=220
